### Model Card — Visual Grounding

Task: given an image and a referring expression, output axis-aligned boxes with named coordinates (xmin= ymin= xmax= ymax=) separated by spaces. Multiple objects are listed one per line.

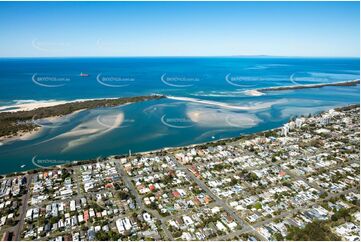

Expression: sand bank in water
xmin=243 ymin=90 xmax=265 ymax=96
xmin=59 ymin=112 xmax=124 ymax=152
xmin=167 ymin=96 xmax=283 ymax=110
xmin=186 ymin=106 xmax=260 ymax=128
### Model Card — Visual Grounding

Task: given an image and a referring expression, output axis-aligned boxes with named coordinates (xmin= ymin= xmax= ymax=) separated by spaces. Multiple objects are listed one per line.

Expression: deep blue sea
xmin=0 ymin=57 xmax=359 ymax=174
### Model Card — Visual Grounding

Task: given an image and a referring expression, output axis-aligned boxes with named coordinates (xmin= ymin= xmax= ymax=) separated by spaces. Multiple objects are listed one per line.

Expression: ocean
xmin=0 ymin=57 xmax=359 ymax=174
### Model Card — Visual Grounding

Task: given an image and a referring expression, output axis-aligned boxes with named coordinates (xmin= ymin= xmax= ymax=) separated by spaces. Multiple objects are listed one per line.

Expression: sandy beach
xmin=0 ymin=108 xmax=89 ymax=145
xmin=0 ymin=97 xmax=132 ymax=144
xmin=167 ymin=95 xmax=285 ymax=110
xmin=0 ymin=100 xmax=69 ymax=113
xmin=257 ymin=79 xmax=360 ymax=92
xmin=0 ymin=127 xmax=43 ymax=145
xmin=243 ymin=90 xmax=265 ymax=96
xmin=0 ymin=97 xmax=121 ymax=113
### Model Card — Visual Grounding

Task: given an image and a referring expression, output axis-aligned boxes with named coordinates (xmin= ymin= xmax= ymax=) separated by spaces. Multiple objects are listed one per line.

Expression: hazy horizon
xmin=0 ymin=55 xmax=360 ymax=59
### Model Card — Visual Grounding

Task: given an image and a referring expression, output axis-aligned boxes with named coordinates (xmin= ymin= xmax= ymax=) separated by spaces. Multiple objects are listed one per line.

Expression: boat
xmin=20 ymin=165 xmax=26 ymax=168
xmin=80 ymin=72 xmax=89 ymax=77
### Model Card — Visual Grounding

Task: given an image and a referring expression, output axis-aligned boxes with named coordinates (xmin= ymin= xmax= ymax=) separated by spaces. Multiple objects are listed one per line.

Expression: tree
xmin=95 ymin=231 xmax=109 ymax=241
xmin=331 ymin=208 xmax=351 ymax=222
xmin=320 ymin=192 xmax=328 ymax=199
xmin=254 ymin=202 xmax=262 ymax=210
xmin=273 ymin=232 xmax=283 ymax=241
xmin=286 ymin=221 xmax=340 ymax=241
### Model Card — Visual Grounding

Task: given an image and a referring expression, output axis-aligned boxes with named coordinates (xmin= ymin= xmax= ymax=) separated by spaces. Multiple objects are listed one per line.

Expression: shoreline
xmin=0 ymin=109 xmax=87 ymax=144
xmin=1 ymin=103 xmax=359 ymax=178
xmin=1 ymin=78 xmax=358 ymax=115
xmin=257 ymin=79 xmax=360 ymax=92
xmin=0 ymin=94 xmax=165 ymax=141
xmin=0 ymin=93 xmax=280 ymax=143
xmin=2 ymin=78 xmax=358 ymax=114
xmin=0 ymin=127 xmax=43 ymax=145
xmin=0 ymin=97 xmax=157 ymax=113
xmin=167 ymin=95 xmax=284 ymax=110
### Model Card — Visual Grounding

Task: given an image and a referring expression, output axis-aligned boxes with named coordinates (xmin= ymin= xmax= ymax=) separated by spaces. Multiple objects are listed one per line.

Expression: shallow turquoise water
xmin=0 ymin=57 xmax=359 ymax=174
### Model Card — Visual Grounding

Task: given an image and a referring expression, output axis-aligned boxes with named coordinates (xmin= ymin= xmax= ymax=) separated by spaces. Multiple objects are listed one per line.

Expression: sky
xmin=0 ymin=1 xmax=359 ymax=57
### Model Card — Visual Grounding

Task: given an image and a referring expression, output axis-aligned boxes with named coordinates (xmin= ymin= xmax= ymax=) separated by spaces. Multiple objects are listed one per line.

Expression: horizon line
xmin=0 ymin=55 xmax=360 ymax=59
